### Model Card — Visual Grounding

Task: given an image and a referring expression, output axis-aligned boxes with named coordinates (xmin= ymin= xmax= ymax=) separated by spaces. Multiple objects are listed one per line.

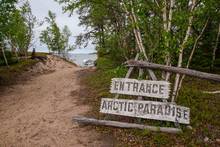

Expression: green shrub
xmin=96 ymin=57 xmax=117 ymax=70
xmin=0 ymin=50 xmax=18 ymax=66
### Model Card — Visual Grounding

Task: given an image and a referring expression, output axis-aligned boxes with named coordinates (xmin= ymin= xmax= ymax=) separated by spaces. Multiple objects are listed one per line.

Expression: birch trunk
xmin=121 ymin=0 xmax=157 ymax=81
xmin=211 ymin=23 xmax=220 ymax=70
xmin=171 ymin=0 xmax=196 ymax=102
xmin=24 ymin=50 xmax=28 ymax=60
xmin=130 ymin=1 xmax=148 ymax=60
xmin=162 ymin=0 xmax=167 ymax=31
xmin=161 ymin=0 xmax=175 ymax=80
xmin=10 ymin=42 xmax=19 ymax=62
xmin=14 ymin=48 xmax=19 ymax=62
xmin=161 ymin=0 xmax=168 ymax=80
xmin=167 ymin=0 xmax=175 ymax=32
xmin=165 ymin=0 xmax=175 ymax=81
xmin=1 ymin=47 xmax=9 ymax=67
xmin=177 ymin=18 xmax=209 ymax=95
xmin=138 ymin=66 xmax=144 ymax=100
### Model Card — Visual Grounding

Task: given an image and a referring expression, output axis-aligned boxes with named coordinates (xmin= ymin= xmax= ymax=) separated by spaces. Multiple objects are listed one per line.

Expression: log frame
xmin=73 ymin=116 xmax=182 ymax=134
xmin=126 ymin=60 xmax=220 ymax=82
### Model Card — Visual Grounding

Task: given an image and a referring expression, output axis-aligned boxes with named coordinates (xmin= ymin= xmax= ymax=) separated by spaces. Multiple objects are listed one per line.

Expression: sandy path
xmin=0 ymin=56 xmax=106 ymax=147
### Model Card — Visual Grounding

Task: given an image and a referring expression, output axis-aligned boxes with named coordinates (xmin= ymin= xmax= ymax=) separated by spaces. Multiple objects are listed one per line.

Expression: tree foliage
xmin=56 ymin=0 xmax=220 ymax=98
xmin=0 ymin=0 xmax=38 ymax=66
xmin=0 ymin=0 xmax=17 ymax=40
xmin=40 ymin=11 xmax=73 ymax=54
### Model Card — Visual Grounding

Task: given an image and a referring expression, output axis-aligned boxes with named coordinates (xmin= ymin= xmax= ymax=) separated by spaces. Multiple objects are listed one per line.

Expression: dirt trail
xmin=0 ymin=56 xmax=107 ymax=147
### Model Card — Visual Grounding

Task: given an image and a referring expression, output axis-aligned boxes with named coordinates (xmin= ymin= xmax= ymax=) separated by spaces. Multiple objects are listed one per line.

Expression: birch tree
xmin=56 ymin=0 xmax=220 ymax=102
xmin=20 ymin=1 xmax=37 ymax=58
xmin=161 ymin=0 xmax=175 ymax=80
xmin=40 ymin=11 xmax=73 ymax=54
xmin=121 ymin=0 xmax=157 ymax=80
xmin=211 ymin=23 xmax=220 ymax=70
xmin=0 ymin=0 xmax=17 ymax=66
xmin=177 ymin=18 xmax=210 ymax=96
xmin=171 ymin=0 xmax=197 ymax=101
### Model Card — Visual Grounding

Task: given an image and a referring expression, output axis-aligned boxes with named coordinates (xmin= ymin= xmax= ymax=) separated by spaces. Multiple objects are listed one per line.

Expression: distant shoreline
xmin=52 ymin=52 xmax=97 ymax=67
xmin=32 ymin=51 xmax=97 ymax=55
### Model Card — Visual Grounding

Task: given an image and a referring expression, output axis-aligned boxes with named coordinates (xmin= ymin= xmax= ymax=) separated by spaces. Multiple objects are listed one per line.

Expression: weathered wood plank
xmin=73 ymin=116 xmax=182 ymax=134
xmin=126 ymin=60 xmax=220 ymax=82
xmin=100 ymin=98 xmax=190 ymax=124
xmin=110 ymin=78 xmax=170 ymax=99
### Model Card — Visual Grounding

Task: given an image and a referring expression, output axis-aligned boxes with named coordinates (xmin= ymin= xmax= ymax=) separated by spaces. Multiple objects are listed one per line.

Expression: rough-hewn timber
xmin=73 ymin=116 xmax=182 ymax=134
xmin=126 ymin=60 xmax=220 ymax=82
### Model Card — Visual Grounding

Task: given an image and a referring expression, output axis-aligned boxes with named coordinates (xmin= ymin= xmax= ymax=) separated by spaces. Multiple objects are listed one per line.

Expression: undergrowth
xmin=80 ymin=56 xmax=220 ymax=146
xmin=0 ymin=52 xmax=47 ymax=86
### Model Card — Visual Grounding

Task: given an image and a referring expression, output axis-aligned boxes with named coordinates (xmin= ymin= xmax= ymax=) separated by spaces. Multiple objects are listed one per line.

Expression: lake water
xmin=55 ymin=53 xmax=98 ymax=67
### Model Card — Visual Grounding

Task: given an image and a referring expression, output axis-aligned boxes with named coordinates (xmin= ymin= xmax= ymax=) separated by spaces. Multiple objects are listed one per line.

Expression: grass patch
xmin=0 ymin=59 xmax=37 ymax=85
xmin=79 ymin=57 xmax=220 ymax=146
xmin=0 ymin=52 xmax=47 ymax=86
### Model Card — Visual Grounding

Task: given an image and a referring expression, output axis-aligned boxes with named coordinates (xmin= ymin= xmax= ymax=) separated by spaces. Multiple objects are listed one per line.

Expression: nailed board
xmin=100 ymin=98 xmax=190 ymax=124
xmin=110 ymin=78 xmax=170 ymax=99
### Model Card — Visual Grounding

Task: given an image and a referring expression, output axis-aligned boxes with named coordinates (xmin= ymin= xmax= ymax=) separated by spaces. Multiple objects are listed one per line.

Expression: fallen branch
xmin=73 ymin=116 xmax=182 ymax=134
xmin=203 ymin=91 xmax=220 ymax=94
xmin=126 ymin=60 xmax=220 ymax=82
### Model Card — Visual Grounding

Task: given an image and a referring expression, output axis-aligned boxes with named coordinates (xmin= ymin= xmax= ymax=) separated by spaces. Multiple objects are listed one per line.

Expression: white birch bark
xmin=138 ymin=67 xmax=144 ymax=100
xmin=130 ymin=1 xmax=148 ymax=60
xmin=121 ymin=0 xmax=157 ymax=81
xmin=171 ymin=0 xmax=196 ymax=102
xmin=161 ymin=0 xmax=168 ymax=80
xmin=165 ymin=0 xmax=175 ymax=81
xmin=161 ymin=0 xmax=175 ymax=80
xmin=177 ymin=18 xmax=209 ymax=95
xmin=167 ymin=0 xmax=175 ymax=32
xmin=162 ymin=0 xmax=168 ymax=31
xmin=1 ymin=47 xmax=9 ymax=67
xmin=14 ymin=48 xmax=19 ymax=62
xmin=9 ymin=41 xmax=19 ymax=62
xmin=211 ymin=23 xmax=220 ymax=70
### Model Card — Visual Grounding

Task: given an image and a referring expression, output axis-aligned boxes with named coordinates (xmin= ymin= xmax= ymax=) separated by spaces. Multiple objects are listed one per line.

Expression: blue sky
xmin=29 ymin=0 xmax=96 ymax=54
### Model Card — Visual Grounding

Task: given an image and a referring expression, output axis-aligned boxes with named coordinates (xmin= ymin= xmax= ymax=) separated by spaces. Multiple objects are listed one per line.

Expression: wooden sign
xmin=100 ymin=98 xmax=190 ymax=124
xmin=110 ymin=78 xmax=170 ymax=99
